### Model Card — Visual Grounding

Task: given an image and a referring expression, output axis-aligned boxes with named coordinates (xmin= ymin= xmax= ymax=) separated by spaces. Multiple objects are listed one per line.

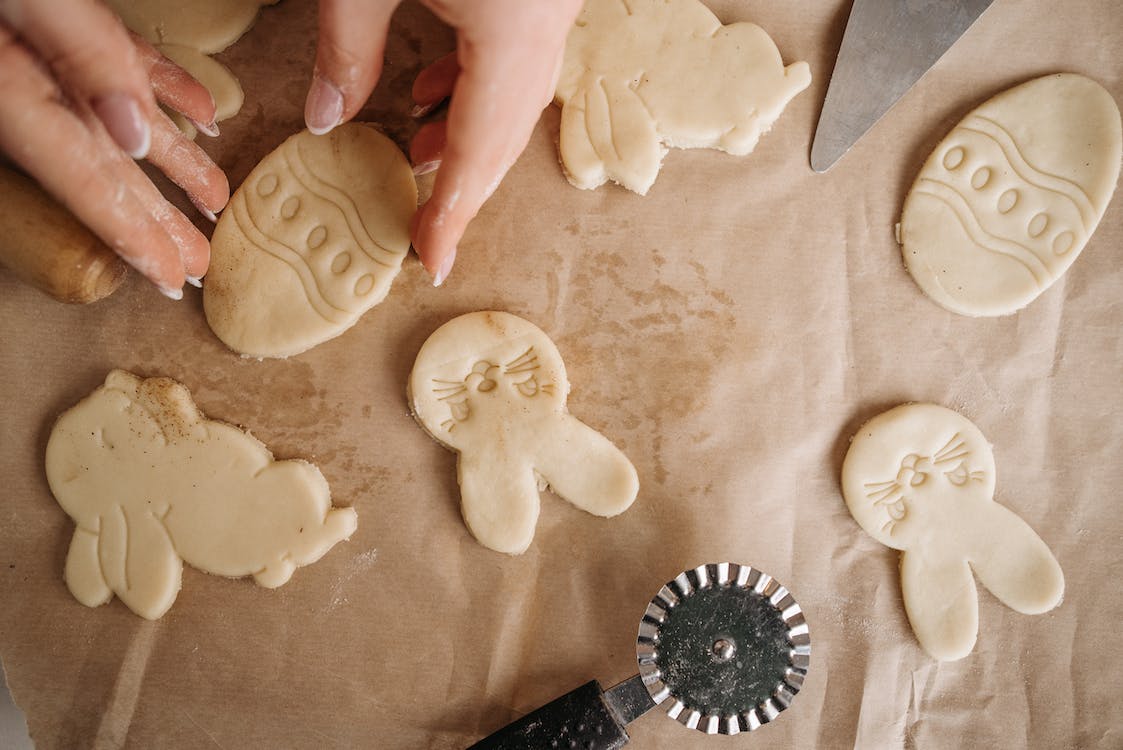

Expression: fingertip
xmin=93 ymin=93 xmax=151 ymax=159
xmin=305 ymin=74 xmax=344 ymax=135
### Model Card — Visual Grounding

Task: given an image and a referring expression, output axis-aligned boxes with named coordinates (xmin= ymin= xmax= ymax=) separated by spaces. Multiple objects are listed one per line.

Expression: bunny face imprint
xmin=841 ymin=404 xmax=1063 ymax=661
xmin=842 ymin=406 xmax=996 ymax=551
xmin=45 ymin=370 xmax=357 ymax=620
xmin=410 ymin=312 xmax=639 ymax=554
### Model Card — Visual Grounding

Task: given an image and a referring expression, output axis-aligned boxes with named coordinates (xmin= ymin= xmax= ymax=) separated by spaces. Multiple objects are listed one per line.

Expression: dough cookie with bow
xmin=840 ymin=403 xmax=1063 ymax=661
xmin=409 ymin=312 xmax=639 ymax=554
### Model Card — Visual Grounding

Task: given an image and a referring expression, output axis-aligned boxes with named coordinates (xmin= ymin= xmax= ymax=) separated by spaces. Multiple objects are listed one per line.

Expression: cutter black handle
xmin=467 ymin=680 xmax=629 ymax=750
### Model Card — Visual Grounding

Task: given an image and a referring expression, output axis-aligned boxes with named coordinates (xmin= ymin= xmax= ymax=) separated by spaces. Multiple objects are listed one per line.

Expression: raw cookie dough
xmin=899 ymin=74 xmax=1122 ymax=316
xmin=45 ymin=370 xmax=357 ymax=620
xmin=105 ymin=0 xmax=276 ymax=136
xmin=840 ymin=403 xmax=1064 ymax=661
xmin=554 ymin=0 xmax=811 ymax=195
xmin=409 ymin=312 xmax=639 ymax=554
xmin=106 ymin=0 xmax=277 ymax=54
xmin=204 ymin=124 xmax=417 ymax=358
xmin=156 ymin=44 xmax=244 ymax=139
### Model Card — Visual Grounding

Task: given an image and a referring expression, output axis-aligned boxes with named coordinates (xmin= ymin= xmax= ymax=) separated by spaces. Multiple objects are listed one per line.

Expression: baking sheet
xmin=2 ymin=0 xmax=1122 ymax=747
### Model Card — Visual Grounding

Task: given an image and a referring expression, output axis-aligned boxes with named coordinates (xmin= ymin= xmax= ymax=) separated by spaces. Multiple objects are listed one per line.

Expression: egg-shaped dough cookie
xmin=899 ymin=74 xmax=1121 ymax=317
xmin=204 ymin=125 xmax=417 ymax=358
xmin=409 ymin=312 xmax=639 ymax=554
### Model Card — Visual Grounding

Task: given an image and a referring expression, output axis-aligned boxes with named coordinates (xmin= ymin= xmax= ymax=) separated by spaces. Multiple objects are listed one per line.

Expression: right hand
xmin=0 ymin=0 xmax=230 ymax=299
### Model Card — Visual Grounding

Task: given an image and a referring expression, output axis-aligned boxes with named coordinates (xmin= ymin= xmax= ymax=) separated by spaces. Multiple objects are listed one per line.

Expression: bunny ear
xmin=533 ymin=415 xmax=639 ymax=518
xmin=967 ymin=503 xmax=1064 ymax=615
xmin=560 ymin=73 xmax=663 ymax=194
xmin=457 ymin=447 xmax=541 ymax=555
xmin=64 ymin=526 xmax=112 ymax=608
xmin=901 ymin=549 xmax=979 ymax=661
xmin=97 ymin=506 xmax=183 ymax=620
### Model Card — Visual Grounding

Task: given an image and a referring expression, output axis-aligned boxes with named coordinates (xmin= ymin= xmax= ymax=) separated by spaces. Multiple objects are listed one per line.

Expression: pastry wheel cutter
xmin=469 ymin=562 xmax=811 ymax=748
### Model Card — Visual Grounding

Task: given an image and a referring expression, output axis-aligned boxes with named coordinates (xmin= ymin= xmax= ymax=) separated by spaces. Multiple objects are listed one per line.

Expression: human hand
xmin=306 ymin=0 xmax=583 ymax=286
xmin=0 ymin=0 xmax=230 ymax=298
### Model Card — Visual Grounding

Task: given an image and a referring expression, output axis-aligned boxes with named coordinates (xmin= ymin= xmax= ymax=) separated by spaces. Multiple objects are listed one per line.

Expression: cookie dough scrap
xmin=105 ymin=0 xmax=275 ymax=137
xmin=899 ymin=74 xmax=1122 ymax=316
xmin=45 ymin=370 xmax=358 ymax=620
xmin=204 ymin=124 xmax=418 ymax=358
xmin=554 ymin=0 xmax=811 ymax=195
xmin=840 ymin=404 xmax=1064 ymax=661
xmin=409 ymin=312 xmax=639 ymax=554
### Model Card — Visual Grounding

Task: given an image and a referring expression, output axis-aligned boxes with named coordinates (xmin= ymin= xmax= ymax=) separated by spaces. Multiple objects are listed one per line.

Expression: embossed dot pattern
xmin=943 ymin=147 xmax=965 ymax=170
xmin=1052 ymin=231 xmax=1075 ymax=255
xmin=307 ymin=225 xmax=327 ymax=249
xmin=998 ymin=188 xmax=1019 ymax=214
xmin=257 ymin=173 xmax=278 ymax=196
xmin=1028 ymin=212 xmax=1049 ymax=238
xmin=971 ymin=167 xmax=991 ymax=190
xmin=280 ymin=196 xmax=301 ymax=219
xmin=354 ymin=274 xmax=375 ymax=296
xmin=331 ymin=252 xmax=351 ymax=274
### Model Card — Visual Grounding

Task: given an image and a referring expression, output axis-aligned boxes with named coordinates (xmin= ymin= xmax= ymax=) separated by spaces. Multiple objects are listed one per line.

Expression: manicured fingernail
xmin=189 ymin=117 xmax=220 ymax=137
xmin=412 ymin=160 xmax=441 ymax=177
xmin=305 ymin=75 xmax=344 ymax=136
xmin=93 ymin=93 xmax=150 ymax=159
xmin=432 ymin=248 xmax=457 ymax=287
xmin=410 ymin=102 xmax=437 ymax=118
xmin=188 ymin=195 xmax=217 ymax=223
xmin=185 ymin=275 xmax=203 ymax=288
xmin=159 ymin=284 xmax=184 ymax=300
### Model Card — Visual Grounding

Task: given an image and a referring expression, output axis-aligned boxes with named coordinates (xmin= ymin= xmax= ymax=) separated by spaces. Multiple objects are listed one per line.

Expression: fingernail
xmin=305 ymin=75 xmax=344 ymax=136
xmin=189 ymin=195 xmax=217 ymax=223
xmin=93 ymin=93 xmax=151 ymax=159
xmin=185 ymin=275 xmax=203 ymax=288
xmin=412 ymin=160 xmax=441 ymax=177
xmin=189 ymin=117 xmax=220 ymax=137
xmin=432 ymin=248 xmax=457 ymax=287
xmin=410 ymin=102 xmax=437 ymax=118
xmin=159 ymin=284 xmax=184 ymax=300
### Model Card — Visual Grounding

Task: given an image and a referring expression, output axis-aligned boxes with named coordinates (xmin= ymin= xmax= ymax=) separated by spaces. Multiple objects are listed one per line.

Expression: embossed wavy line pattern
xmin=231 ymin=196 xmax=350 ymax=324
xmin=961 ymin=116 xmax=1095 ymax=226
xmin=916 ymin=178 xmax=1049 ymax=284
xmin=284 ymin=143 xmax=400 ymax=267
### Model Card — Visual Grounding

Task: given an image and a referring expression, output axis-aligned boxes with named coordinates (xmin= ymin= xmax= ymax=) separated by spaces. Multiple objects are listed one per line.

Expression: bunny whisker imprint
xmin=410 ymin=312 xmax=638 ymax=555
xmin=841 ymin=404 xmax=1064 ymax=661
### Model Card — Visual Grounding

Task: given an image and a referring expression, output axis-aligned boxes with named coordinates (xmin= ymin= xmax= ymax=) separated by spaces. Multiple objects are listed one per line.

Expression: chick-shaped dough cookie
xmin=204 ymin=124 xmax=417 ymax=358
xmin=409 ymin=312 xmax=639 ymax=554
xmin=840 ymin=404 xmax=1063 ymax=661
xmin=45 ymin=370 xmax=357 ymax=620
xmin=554 ymin=0 xmax=811 ymax=195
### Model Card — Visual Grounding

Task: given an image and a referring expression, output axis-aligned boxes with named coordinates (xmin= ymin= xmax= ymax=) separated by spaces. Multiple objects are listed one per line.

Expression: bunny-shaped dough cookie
xmin=554 ymin=0 xmax=811 ymax=194
xmin=45 ymin=370 xmax=357 ymax=620
xmin=840 ymin=403 xmax=1063 ymax=661
xmin=409 ymin=312 xmax=639 ymax=554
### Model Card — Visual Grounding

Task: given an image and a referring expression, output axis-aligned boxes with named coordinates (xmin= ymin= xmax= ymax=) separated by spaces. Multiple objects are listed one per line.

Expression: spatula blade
xmin=810 ymin=0 xmax=995 ymax=173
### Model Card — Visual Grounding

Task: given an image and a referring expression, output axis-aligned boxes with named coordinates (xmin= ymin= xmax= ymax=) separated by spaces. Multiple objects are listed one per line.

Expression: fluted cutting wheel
xmin=636 ymin=563 xmax=810 ymax=736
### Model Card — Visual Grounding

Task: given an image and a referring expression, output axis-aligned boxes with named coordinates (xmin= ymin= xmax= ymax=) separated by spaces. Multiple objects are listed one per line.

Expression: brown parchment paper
xmin=2 ymin=1 xmax=1122 ymax=747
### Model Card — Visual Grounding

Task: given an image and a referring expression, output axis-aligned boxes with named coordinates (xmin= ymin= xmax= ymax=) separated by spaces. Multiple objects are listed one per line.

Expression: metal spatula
xmin=811 ymin=0 xmax=996 ymax=172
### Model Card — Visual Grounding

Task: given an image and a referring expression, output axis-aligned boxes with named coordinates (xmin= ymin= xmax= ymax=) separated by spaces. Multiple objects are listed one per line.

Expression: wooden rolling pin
xmin=0 ymin=167 xmax=128 ymax=303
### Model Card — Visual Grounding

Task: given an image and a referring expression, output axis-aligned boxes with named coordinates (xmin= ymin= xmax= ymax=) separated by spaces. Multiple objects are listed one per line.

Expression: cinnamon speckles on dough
xmin=203 ymin=124 xmax=417 ymax=358
xmin=840 ymin=404 xmax=1064 ymax=661
xmin=554 ymin=0 xmax=811 ymax=194
xmin=409 ymin=312 xmax=639 ymax=555
xmin=899 ymin=74 xmax=1122 ymax=316
xmin=45 ymin=370 xmax=357 ymax=620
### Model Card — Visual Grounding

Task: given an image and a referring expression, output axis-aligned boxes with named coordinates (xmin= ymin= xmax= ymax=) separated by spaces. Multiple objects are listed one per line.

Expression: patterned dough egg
xmin=900 ymin=74 xmax=1121 ymax=317
xmin=204 ymin=124 xmax=417 ymax=358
